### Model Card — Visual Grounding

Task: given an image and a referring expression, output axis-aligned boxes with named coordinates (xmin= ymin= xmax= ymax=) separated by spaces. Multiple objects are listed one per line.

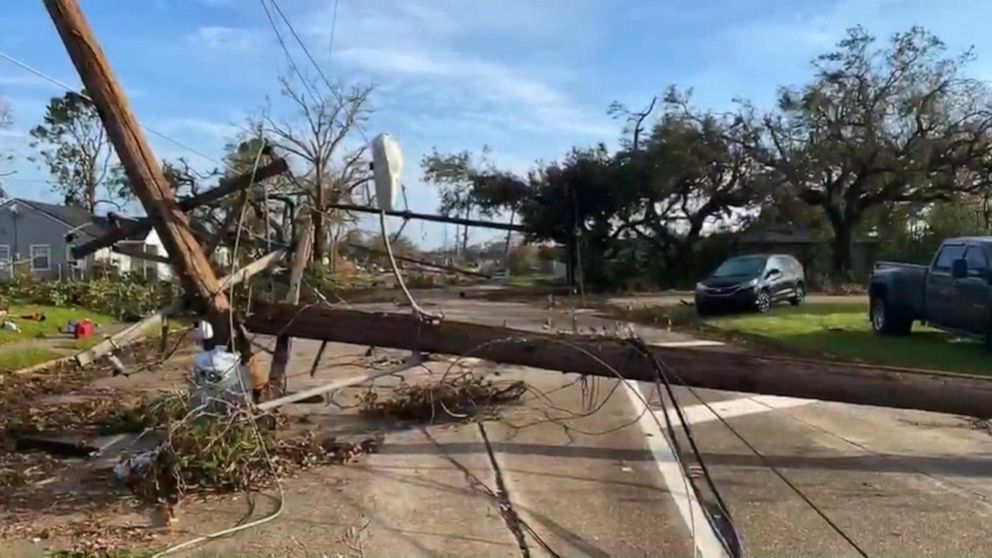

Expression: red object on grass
xmin=74 ymin=320 xmax=93 ymax=339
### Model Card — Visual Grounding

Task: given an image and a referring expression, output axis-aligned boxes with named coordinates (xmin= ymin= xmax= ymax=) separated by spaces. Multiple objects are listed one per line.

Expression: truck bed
xmin=871 ymin=261 xmax=927 ymax=320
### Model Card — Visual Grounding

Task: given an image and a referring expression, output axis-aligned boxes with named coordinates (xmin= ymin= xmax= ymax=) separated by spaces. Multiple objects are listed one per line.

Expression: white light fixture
xmin=371 ymin=133 xmax=403 ymax=212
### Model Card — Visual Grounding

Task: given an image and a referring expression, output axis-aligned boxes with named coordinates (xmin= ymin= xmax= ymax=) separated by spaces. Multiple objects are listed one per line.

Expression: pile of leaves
xmin=0 ymin=276 xmax=178 ymax=321
xmin=360 ymin=374 xmax=526 ymax=422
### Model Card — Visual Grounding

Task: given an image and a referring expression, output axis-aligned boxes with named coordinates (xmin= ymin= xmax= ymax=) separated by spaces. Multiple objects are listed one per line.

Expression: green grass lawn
xmin=624 ymin=301 xmax=992 ymax=375
xmin=0 ymin=304 xmax=118 ymax=346
xmin=0 ymin=347 xmax=63 ymax=372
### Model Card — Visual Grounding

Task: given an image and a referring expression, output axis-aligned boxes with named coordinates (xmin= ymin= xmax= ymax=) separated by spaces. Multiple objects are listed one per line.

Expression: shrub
xmin=0 ymin=276 xmax=178 ymax=320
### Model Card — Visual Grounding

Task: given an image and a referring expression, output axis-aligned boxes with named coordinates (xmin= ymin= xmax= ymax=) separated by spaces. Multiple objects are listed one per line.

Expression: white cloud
xmin=302 ymin=0 xmax=611 ymax=140
xmin=334 ymin=45 xmax=612 ymax=138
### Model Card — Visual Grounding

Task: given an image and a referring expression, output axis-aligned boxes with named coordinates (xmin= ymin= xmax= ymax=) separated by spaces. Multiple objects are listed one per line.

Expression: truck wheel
xmin=871 ymin=297 xmax=912 ymax=336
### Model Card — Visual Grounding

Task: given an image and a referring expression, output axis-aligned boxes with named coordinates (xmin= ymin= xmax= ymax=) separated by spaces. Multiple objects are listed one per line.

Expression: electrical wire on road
xmin=627 ymin=339 xmax=743 ymax=558
xmin=636 ymin=343 xmax=870 ymax=558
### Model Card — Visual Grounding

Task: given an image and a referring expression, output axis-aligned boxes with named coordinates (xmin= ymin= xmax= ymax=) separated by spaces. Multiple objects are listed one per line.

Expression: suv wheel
xmin=755 ymin=289 xmax=772 ymax=313
xmin=790 ymin=284 xmax=806 ymax=306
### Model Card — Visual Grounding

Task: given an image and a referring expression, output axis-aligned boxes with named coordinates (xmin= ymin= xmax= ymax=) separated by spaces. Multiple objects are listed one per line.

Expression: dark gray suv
xmin=694 ymin=254 xmax=806 ymax=315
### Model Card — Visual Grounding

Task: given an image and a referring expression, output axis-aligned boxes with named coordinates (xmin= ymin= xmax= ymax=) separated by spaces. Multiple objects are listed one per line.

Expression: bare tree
xmin=257 ymin=74 xmax=373 ymax=264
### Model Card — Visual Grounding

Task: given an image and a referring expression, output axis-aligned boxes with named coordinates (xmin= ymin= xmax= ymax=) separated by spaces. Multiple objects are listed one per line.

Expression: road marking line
xmin=623 ymin=380 xmax=729 ymax=558
xmin=652 ymin=340 xmax=726 ymax=348
xmin=667 ymin=395 xmax=815 ymax=426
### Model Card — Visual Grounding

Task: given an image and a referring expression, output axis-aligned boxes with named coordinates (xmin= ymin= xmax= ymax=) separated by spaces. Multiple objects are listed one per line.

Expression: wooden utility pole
xmin=266 ymin=219 xmax=315 ymax=396
xmin=45 ymin=0 xmax=235 ymax=344
xmin=247 ymin=301 xmax=992 ymax=419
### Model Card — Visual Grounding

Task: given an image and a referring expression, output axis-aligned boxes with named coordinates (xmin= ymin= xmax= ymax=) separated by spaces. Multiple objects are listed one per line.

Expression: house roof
xmin=1 ymin=198 xmax=147 ymax=241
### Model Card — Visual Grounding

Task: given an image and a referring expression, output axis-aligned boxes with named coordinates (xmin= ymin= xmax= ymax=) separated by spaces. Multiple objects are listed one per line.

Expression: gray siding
xmin=0 ymin=205 xmax=73 ymax=280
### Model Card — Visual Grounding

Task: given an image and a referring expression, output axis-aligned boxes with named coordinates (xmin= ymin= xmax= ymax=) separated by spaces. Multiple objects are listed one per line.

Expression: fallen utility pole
xmin=347 ymin=243 xmax=492 ymax=278
xmin=326 ymin=202 xmax=528 ymax=233
xmin=46 ymin=0 xmax=236 ymax=344
xmin=246 ymin=301 xmax=992 ymax=419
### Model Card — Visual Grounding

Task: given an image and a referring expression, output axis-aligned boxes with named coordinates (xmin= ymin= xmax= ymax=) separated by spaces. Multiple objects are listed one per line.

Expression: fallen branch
xmin=75 ymin=249 xmax=287 ymax=367
xmin=257 ymin=353 xmax=423 ymax=412
xmin=245 ymin=301 xmax=992 ymax=418
xmin=70 ymin=159 xmax=289 ymax=259
xmin=111 ymin=244 xmax=170 ymax=265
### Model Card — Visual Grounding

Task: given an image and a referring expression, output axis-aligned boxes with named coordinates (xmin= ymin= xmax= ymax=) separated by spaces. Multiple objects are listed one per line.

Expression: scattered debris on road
xmin=361 ymin=373 xmax=526 ymax=422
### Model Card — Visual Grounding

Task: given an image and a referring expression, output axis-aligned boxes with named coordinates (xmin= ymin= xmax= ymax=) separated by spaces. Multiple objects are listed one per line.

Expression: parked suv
xmin=694 ymin=254 xmax=806 ymax=315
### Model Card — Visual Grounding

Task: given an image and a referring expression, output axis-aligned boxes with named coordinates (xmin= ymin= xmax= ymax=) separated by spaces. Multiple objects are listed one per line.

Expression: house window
xmin=0 ymin=245 xmax=10 ymax=270
xmin=30 ymin=245 xmax=51 ymax=271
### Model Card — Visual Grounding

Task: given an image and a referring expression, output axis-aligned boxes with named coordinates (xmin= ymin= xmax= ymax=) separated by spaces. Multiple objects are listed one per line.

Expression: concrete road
xmin=130 ymin=294 xmax=992 ymax=557
xmin=372 ymin=294 xmax=992 ymax=557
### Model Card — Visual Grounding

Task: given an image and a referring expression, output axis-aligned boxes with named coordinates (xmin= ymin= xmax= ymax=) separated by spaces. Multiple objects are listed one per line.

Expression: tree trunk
xmin=313 ymin=174 xmax=326 ymax=264
xmin=830 ymin=220 xmax=854 ymax=275
xmin=503 ymin=210 xmax=515 ymax=275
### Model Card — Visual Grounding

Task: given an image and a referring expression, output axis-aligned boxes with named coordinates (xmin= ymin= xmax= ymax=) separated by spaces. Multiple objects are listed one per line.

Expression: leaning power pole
xmin=44 ymin=0 xmax=236 ymax=344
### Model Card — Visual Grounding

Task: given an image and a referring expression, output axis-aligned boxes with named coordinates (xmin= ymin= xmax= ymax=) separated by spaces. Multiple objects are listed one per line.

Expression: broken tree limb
xmin=257 ymin=353 xmax=423 ymax=412
xmin=69 ymin=160 xmax=289 ymax=260
xmin=245 ymin=301 xmax=992 ymax=419
xmin=178 ymin=159 xmax=288 ymax=212
xmin=111 ymin=245 xmax=170 ymax=265
xmin=266 ymin=219 xmax=314 ymax=396
xmin=348 ymin=243 xmax=492 ymax=278
xmin=75 ymin=249 xmax=287 ymax=367
xmin=71 ymin=219 xmax=147 ymax=260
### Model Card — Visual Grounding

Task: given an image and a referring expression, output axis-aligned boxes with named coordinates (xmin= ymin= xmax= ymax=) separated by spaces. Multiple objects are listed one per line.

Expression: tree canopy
xmin=430 ymin=25 xmax=992 ymax=287
xmin=30 ymin=91 xmax=128 ymax=212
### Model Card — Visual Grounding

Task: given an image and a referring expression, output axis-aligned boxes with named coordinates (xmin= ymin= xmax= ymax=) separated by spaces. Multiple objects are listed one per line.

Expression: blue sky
xmin=2 ymin=0 xmax=992 ymax=248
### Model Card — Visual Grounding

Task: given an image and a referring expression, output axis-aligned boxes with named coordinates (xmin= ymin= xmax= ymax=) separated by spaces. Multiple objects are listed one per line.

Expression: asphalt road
xmin=133 ymin=294 xmax=992 ymax=557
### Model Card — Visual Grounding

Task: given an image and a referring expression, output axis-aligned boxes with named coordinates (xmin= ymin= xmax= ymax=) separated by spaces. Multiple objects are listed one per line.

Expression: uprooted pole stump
xmin=245 ymin=301 xmax=992 ymax=419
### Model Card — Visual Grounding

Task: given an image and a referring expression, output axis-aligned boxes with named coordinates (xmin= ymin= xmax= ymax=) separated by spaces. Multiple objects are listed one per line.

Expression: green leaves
xmin=29 ymin=92 xmax=128 ymax=211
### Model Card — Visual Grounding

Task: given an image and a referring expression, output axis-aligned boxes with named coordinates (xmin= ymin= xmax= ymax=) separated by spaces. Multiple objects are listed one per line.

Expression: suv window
xmin=965 ymin=246 xmax=987 ymax=272
xmin=933 ymin=244 xmax=966 ymax=271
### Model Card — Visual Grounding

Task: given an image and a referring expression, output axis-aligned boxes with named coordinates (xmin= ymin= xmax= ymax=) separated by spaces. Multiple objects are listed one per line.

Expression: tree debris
xmin=360 ymin=374 xmax=526 ymax=422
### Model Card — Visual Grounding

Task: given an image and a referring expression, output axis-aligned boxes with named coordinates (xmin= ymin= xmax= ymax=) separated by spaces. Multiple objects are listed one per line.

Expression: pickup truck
xmin=869 ymin=237 xmax=992 ymax=349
